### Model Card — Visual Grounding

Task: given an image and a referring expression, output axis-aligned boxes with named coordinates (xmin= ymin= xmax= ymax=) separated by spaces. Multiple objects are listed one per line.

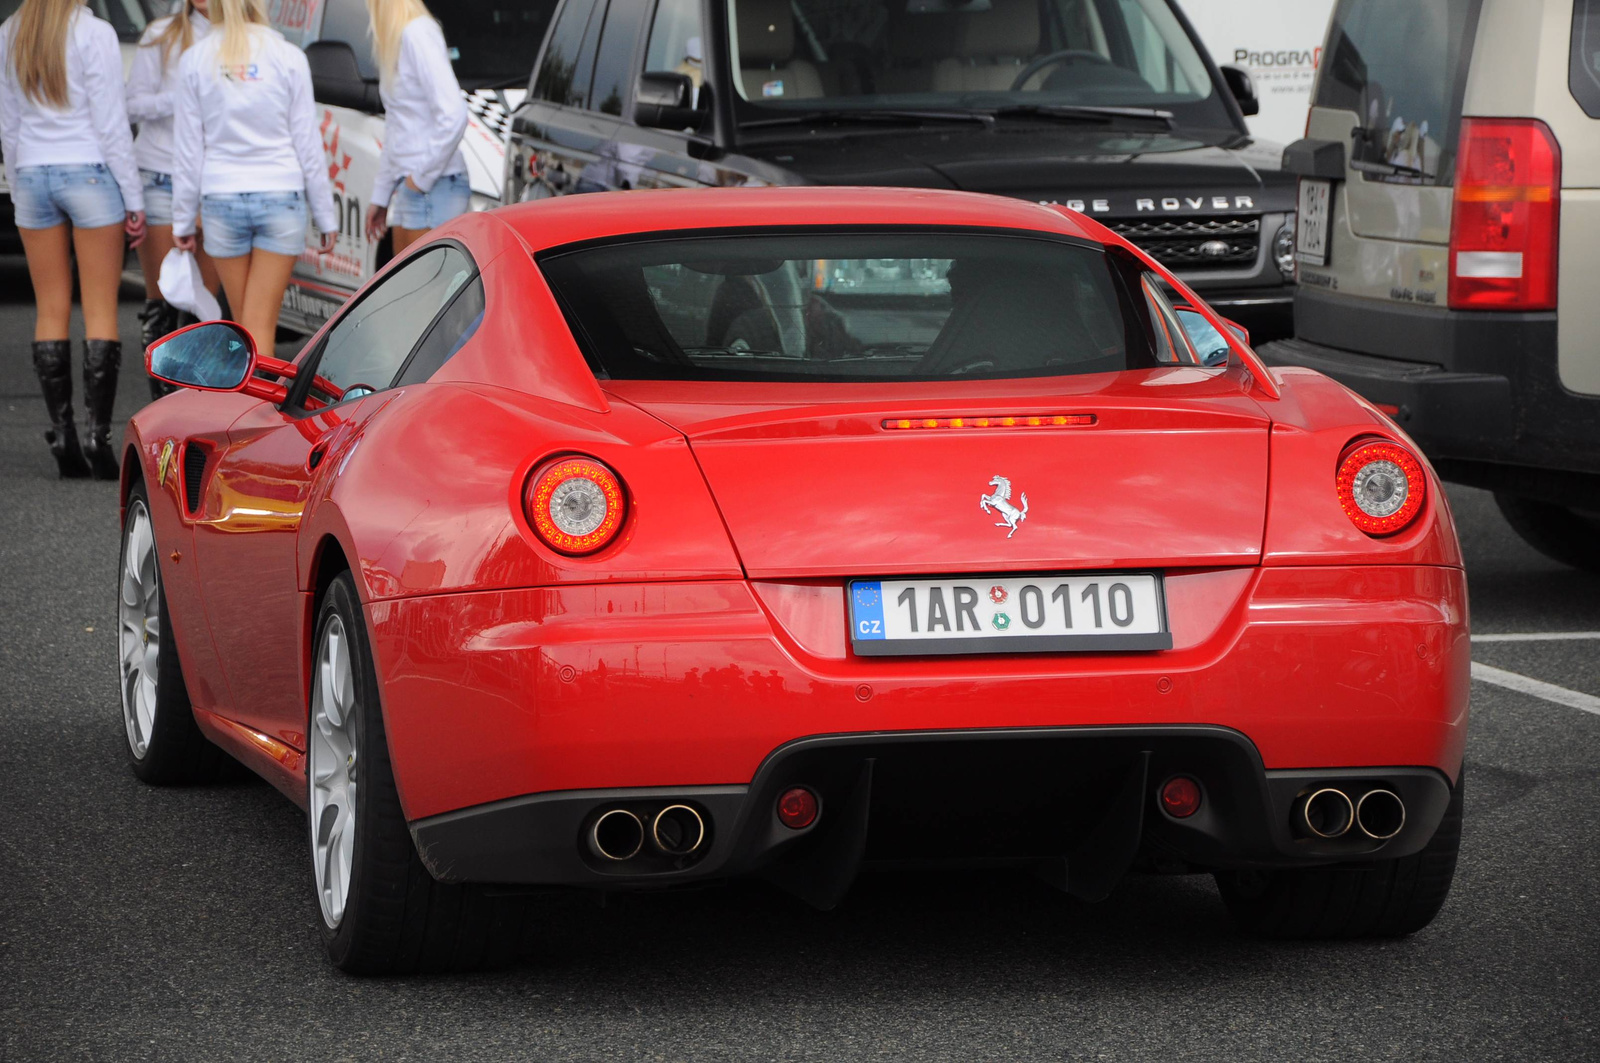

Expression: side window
xmin=1573 ymin=0 xmax=1600 ymax=119
xmin=310 ymin=0 xmax=380 ymax=79
xmin=591 ymin=0 xmax=648 ymax=116
xmin=644 ymin=0 xmax=703 ymax=96
xmin=395 ymin=277 xmax=487 ymax=387
xmin=308 ymin=247 xmax=476 ymax=404
xmin=533 ymin=0 xmax=604 ymax=106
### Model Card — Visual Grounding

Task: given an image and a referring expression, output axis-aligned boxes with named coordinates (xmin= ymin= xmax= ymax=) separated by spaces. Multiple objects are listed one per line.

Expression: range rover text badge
xmin=979 ymin=475 xmax=1029 ymax=538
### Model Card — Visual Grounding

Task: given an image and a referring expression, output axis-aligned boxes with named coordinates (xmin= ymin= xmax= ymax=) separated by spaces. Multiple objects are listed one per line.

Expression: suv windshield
xmin=724 ymin=0 xmax=1232 ymax=130
xmin=1316 ymin=0 xmax=1482 ymax=185
xmin=435 ymin=0 xmax=557 ymax=88
xmin=539 ymin=231 xmax=1152 ymax=382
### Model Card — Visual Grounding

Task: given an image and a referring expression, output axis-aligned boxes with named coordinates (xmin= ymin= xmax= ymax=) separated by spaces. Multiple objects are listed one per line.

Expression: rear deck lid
xmin=607 ymin=373 xmax=1270 ymax=578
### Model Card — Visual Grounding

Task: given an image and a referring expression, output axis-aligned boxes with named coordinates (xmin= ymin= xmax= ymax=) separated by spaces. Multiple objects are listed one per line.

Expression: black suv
xmin=504 ymin=0 xmax=1297 ymax=338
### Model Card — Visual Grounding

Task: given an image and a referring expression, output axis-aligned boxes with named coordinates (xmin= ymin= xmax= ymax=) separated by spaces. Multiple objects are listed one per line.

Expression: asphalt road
xmin=1 ymin=262 xmax=1597 ymax=1062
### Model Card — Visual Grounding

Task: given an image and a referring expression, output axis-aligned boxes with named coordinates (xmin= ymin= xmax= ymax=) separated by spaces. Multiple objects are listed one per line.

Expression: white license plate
xmin=849 ymin=574 xmax=1170 ymax=656
xmin=1296 ymin=178 xmax=1331 ymax=267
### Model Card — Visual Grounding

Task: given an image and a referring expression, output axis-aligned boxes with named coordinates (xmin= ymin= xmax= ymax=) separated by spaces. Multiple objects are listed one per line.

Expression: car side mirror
xmin=634 ymin=71 xmax=706 ymax=132
xmin=147 ymin=321 xmax=259 ymax=392
xmin=1173 ymin=307 xmax=1244 ymax=368
xmin=306 ymin=40 xmax=383 ymax=115
xmin=1220 ymin=65 xmax=1259 ymax=117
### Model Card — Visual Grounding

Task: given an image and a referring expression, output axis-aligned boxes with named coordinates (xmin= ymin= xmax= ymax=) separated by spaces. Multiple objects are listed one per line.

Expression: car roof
xmin=493 ymin=186 xmax=1106 ymax=254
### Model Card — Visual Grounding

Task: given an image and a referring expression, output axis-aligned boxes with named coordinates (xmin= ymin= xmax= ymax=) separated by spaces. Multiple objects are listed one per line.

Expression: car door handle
xmin=307 ymin=441 xmax=331 ymax=471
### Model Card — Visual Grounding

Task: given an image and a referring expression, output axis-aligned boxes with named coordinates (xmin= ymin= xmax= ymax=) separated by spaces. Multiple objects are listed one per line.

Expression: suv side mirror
xmin=634 ymin=71 xmax=707 ymax=132
xmin=1219 ymin=65 xmax=1259 ymax=117
xmin=306 ymin=40 xmax=383 ymax=115
xmin=147 ymin=322 xmax=259 ymax=392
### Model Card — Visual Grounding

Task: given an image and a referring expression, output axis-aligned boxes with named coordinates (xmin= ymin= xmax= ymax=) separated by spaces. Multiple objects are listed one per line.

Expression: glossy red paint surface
xmin=115 ymin=186 xmax=1468 ymax=832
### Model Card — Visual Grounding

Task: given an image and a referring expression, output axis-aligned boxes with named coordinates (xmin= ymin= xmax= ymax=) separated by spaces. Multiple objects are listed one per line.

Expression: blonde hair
xmin=365 ymin=0 xmax=435 ymax=83
xmin=146 ymin=0 xmax=205 ymax=73
xmin=8 ymin=0 xmax=78 ymax=108
xmin=210 ymin=0 xmax=269 ymax=70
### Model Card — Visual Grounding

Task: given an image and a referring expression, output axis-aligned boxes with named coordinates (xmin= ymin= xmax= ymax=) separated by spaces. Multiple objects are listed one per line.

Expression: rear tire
xmin=1215 ymin=772 xmax=1463 ymax=939
xmin=309 ymin=573 xmax=530 ymax=974
xmin=1493 ymin=493 xmax=1600 ymax=573
xmin=120 ymin=482 xmax=230 ymax=784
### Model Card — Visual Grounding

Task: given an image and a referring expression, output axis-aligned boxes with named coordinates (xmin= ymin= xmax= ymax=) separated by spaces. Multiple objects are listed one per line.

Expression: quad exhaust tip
xmin=590 ymin=809 xmax=644 ymax=861
xmin=652 ymin=804 xmax=706 ymax=856
xmin=1356 ymin=789 xmax=1406 ymax=840
xmin=1300 ymin=787 xmax=1355 ymax=839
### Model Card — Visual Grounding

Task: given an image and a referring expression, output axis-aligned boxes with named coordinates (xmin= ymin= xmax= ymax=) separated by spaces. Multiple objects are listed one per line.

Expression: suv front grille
xmin=1104 ymin=215 xmax=1260 ymax=270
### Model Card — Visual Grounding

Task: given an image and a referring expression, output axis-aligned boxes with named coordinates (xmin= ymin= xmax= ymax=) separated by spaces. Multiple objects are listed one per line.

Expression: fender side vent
xmin=183 ymin=442 xmax=209 ymax=514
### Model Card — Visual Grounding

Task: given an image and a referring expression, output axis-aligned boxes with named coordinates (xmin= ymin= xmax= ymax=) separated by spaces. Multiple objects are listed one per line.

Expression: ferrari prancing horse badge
xmin=979 ymin=475 xmax=1029 ymax=538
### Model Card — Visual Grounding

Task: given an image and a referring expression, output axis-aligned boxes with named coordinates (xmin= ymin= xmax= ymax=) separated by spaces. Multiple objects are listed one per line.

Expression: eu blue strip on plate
xmin=851 ymin=581 xmax=885 ymax=640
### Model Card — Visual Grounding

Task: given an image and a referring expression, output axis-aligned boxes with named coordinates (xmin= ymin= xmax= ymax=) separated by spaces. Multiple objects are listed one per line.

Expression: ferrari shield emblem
xmin=156 ymin=439 xmax=175 ymax=488
xmin=979 ymin=475 xmax=1029 ymax=538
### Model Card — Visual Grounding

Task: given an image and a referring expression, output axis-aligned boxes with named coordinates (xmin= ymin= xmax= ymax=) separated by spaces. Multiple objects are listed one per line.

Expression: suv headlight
xmin=1274 ymin=217 xmax=1296 ymax=279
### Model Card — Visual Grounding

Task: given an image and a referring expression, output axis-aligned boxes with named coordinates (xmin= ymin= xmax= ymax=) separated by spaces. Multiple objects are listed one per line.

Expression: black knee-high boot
xmin=32 ymin=340 xmax=91 ymax=479
xmin=139 ymin=299 xmax=180 ymax=400
xmin=82 ymin=339 xmax=122 ymax=481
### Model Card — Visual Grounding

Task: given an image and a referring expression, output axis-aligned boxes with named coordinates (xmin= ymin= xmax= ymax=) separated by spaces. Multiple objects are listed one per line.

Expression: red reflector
xmin=881 ymin=413 xmax=1096 ymax=430
xmin=1449 ymin=118 xmax=1560 ymax=310
xmin=1373 ymin=403 xmax=1401 ymax=416
xmin=776 ymin=787 xmax=818 ymax=829
xmin=1335 ymin=439 xmax=1426 ymax=537
xmin=1160 ymin=776 xmax=1202 ymax=819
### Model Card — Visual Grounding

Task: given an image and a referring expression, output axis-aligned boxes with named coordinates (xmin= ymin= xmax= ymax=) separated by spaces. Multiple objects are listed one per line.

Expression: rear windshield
xmin=1573 ymin=0 xmax=1600 ymax=118
xmin=538 ymin=232 xmax=1147 ymax=383
xmin=1316 ymin=0 xmax=1482 ymax=185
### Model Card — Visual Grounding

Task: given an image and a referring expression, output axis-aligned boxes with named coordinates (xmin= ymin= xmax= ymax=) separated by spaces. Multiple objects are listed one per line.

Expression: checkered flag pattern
xmin=464 ymin=90 xmax=512 ymax=142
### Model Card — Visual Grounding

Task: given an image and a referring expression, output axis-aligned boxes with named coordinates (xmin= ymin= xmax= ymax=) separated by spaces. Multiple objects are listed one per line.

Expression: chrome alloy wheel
xmin=309 ymin=614 xmax=361 ymax=928
xmin=119 ymin=499 xmax=161 ymax=759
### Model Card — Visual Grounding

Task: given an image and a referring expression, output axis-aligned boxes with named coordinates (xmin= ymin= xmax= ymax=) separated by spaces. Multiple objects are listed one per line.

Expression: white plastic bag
xmin=157 ymin=248 xmax=221 ymax=323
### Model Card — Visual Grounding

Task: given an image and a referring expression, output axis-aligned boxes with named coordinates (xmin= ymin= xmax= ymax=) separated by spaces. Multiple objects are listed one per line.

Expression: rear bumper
xmin=370 ymin=563 xmax=1468 ymax=833
xmin=409 ymin=725 xmax=1455 ymax=892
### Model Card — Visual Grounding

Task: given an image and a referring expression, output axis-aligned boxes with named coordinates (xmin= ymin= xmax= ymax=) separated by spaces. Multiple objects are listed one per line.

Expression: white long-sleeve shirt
xmin=370 ymin=18 xmax=468 ymax=208
xmin=125 ymin=11 xmax=212 ymax=175
xmin=0 ymin=4 xmax=142 ymax=211
xmin=171 ymin=26 xmax=337 ymax=237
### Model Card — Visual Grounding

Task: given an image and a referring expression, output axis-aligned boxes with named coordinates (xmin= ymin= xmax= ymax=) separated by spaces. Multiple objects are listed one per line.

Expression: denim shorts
xmin=389 ymin=172 xmax=470 ymax=231
xmin=200 ymin=191 xmax=308 ymax=258
xmin=11 ymin=163 xmax=127 ymax=229
xmin=141 ymin=169 xmax=173 ymax=227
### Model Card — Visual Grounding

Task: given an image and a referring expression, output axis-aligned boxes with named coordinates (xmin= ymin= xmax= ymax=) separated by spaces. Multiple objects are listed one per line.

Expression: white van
xmin=268 ymin=0 xmax=557 ymax=333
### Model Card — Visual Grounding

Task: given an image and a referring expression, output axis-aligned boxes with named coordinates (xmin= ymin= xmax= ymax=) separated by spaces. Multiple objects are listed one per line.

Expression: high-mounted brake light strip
xmin=881 ymin=414 xmax=1097 ymax=430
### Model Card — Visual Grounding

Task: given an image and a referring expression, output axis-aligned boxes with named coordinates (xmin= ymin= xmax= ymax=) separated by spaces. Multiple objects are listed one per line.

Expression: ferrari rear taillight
xmin=1448 ymin=118 xmax=1561 ymax=310
xmin=524 ymin=456 xmax=627 ymax=555
xmin=1335 ymin=439 xmax=1426 ymax=537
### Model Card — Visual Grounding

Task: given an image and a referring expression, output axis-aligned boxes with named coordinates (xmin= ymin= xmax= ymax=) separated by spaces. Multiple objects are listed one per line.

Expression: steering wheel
xmin=1010 ymin=49 xmax=1114 ymax=92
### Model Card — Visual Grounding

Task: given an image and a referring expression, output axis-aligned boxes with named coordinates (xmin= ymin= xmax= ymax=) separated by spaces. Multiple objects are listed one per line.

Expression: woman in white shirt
xmin=172 ymin=0 xmax=337 ymax=354
xmin=361 ymin=0 xmax=469 ymax=255
xmin=126 ymin=0 xmax=219 ymax=395
xmin=0 ymin=0 xmax=146 ymax=480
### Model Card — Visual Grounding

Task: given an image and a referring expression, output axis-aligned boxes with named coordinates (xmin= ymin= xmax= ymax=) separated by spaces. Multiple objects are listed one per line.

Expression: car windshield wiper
xmin=681 ymin=346 xmax=804 ymax=360
xmin=741 ymin=108 xmax=995 ymax=131
xmin=990 ymin=104 xmax=1175 ymax=128
xmin=1349 ymin=157 xmax=1435 ymax=181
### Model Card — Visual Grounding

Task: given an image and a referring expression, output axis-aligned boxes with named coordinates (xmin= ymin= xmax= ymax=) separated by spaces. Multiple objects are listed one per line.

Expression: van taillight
xmin=1448 ymin=118 xmax=1560 ymax=311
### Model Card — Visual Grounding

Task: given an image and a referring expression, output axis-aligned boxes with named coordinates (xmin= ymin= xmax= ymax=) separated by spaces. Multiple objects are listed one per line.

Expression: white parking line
xmin=1472 ymin=631 xmax=1600 ymax=643
xmin=1471 ymin=662 xmax=1600 ymax=717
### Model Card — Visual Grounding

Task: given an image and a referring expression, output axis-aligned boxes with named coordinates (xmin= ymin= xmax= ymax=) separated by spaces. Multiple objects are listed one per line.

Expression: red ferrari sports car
xmin=122 ymin=187 xmax=1467 ymax=973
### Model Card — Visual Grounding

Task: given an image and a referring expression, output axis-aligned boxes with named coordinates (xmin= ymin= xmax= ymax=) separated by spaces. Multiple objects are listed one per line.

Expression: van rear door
xmin=1295 ymin=0 xmax=1483 ymax=305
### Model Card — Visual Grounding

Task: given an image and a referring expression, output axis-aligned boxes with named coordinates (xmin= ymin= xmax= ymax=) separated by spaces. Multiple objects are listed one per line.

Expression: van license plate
xmin=1296 ymin=179 xmax=1331 ymax=267
xmin=849 ymin=574 xmax=1171 ymax=656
